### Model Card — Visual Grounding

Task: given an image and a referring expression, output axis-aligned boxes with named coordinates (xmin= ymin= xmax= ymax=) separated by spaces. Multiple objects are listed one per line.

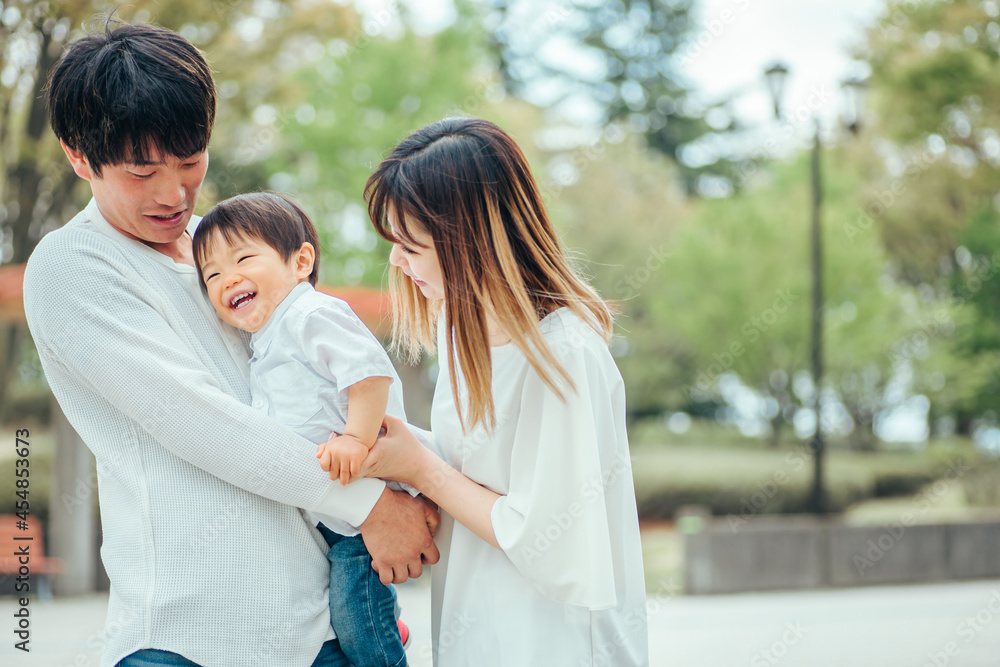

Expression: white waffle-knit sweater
xmin=23 ymin=198 xmax=391 ymax=667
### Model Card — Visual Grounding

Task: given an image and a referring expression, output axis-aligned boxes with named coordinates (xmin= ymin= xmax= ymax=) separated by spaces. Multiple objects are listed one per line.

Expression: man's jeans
xmin=116 ymin=640 xmax=350 ymax=666
xmin=317 ymin=522 xmax=407 ymax=667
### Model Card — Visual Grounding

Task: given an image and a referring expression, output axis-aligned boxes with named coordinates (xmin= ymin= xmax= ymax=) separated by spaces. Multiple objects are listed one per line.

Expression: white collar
xmin=83 ymin=197 xmax=200 ymax=273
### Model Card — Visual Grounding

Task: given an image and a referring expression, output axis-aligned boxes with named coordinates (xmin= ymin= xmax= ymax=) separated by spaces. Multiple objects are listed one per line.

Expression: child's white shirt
xmin=249 ymin=281 xmax=419 ymax=536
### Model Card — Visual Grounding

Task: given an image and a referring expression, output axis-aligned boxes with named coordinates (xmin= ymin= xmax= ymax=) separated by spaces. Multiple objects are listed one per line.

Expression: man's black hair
xmin=47 ymin=22 xmax=216 ymax=177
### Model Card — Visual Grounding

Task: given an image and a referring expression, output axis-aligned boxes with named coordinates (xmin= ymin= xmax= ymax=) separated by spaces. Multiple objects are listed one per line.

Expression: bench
xmin=0 ymin=515 xmax=63 ymax=598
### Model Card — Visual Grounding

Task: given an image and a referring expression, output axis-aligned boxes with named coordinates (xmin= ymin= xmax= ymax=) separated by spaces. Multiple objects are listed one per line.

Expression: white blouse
xmin=428 ymin=308 xmax=649 ymax=666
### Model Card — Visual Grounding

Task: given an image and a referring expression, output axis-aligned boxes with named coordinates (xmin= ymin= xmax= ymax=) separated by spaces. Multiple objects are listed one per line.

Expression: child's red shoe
xmin=397 ymin=619 xmax=410 ymax=649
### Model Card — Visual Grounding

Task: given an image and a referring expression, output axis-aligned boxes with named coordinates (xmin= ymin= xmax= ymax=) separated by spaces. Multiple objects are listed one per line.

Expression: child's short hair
xmin=193 ymin=193 xmax=321 ymax=287
xmin=47 ymin=22 xmax=216 ymax=177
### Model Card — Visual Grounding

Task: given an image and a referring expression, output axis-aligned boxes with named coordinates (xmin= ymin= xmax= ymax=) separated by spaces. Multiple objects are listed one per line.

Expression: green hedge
xmin=630 ymin=444 xmax=966 ymax=519
xmin=962 ymin=461 xmax=1000 ymax=507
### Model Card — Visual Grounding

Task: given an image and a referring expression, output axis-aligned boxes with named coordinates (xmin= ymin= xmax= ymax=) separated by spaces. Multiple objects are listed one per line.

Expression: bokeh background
xmin=3 ymin=0 xmax=1000 ymax=664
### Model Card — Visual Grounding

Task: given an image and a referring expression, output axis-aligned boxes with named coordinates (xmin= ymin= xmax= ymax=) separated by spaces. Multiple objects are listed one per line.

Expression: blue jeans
xmin=316 ymin=522 xmax=407 ymax=667
xmin=116 ymin=639 xmax=350 ymax=666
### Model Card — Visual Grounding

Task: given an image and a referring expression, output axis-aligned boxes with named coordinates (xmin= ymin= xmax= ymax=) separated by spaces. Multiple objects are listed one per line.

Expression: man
xmin=24 ymin=23 xmax=438 ymax=667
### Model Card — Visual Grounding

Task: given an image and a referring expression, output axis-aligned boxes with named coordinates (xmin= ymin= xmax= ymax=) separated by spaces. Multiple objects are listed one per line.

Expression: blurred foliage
xmin=484 ymin=0 xmax=741 ymax=196
xmin=561 ymin=132 xmax=948 ymax=444
xmin=0 ymin=0 xmax=369 ymax=404
xmin=962 ymin=459 xmax=1000 ymax=506
xmin=207 ymin=1 xmax=501 ymax=286
xmin=860 ymin=0 xmax=1000 ymax=429
xmin=630 ymin=438 xmax=977 ymax=519
xmin=5 ymin=0 xmax=1000 ymax=450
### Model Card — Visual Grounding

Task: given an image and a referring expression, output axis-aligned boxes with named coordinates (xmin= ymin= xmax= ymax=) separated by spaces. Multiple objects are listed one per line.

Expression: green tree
xmin=859 ymin=0 xmax=1000 ymax=430
xmin=559 ymin=131 xmax=943 ymax=447
xmin=0 ymin=0 xmax=361 ymax=409
xmin=210 ymin=2 xmax=500 ymax=286
xmin=484 ymin=0 xmax=739 ymax=196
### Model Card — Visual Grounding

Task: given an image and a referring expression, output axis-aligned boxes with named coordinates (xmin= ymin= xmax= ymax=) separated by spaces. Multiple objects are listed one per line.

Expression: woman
xmin=352 ymin=117 xmax=649 ymax=666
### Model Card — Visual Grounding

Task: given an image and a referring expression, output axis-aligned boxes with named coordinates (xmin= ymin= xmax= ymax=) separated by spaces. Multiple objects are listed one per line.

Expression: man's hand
xmin=360 ymin=487 xmax=440 ymax=585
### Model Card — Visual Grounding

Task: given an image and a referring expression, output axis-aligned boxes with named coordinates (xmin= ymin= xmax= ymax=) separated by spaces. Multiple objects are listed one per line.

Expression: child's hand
xmin=316 ymin=435 xmax=370 ymax=486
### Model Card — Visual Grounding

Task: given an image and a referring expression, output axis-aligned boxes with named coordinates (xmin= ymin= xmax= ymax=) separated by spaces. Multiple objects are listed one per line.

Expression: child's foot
xmin=397 ymin=619 xmax=410 ymax=649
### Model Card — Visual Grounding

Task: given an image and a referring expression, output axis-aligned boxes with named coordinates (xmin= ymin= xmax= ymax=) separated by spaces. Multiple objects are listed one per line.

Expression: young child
xmin=193 ymin=192 xmax=412 ymax=667
xmin=348 ymin=118 xmax=650 ymax=666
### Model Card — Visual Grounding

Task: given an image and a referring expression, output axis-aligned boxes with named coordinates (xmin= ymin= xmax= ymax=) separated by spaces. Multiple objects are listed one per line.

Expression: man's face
xmin=63 ymin=143 xmax=209 ymax=246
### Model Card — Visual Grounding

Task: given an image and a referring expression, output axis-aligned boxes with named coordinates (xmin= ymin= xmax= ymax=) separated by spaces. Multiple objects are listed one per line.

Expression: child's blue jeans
xmin=316 ymin=522 xmax=408 ymax=667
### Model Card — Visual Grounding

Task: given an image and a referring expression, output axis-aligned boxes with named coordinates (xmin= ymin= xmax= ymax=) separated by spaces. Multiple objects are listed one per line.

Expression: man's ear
xmin=60 ymin=140 xmax=94 ymax=182
xmin=295 ymin=242 xmax=316 ymax=280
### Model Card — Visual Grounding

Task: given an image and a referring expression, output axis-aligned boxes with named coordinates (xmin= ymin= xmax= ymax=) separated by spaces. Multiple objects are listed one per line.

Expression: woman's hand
xmin=358 ymin=414 xmax=435 ymax=488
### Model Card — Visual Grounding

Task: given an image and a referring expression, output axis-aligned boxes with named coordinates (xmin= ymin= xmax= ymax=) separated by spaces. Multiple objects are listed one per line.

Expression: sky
xmin=380 ymin=0 xmax=891 ymax=143
xmin=682 ymin=0 xmax=887 ymax=140
xmin=376 ymin=0 xmax=886 ymax=149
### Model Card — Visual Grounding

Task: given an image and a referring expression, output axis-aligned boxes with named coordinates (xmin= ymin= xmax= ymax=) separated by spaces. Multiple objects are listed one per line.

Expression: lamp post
xmin=763 ymin=64 xmax=867 ymax=515
xmin=763 ymin=63 xmax=789 ymax=120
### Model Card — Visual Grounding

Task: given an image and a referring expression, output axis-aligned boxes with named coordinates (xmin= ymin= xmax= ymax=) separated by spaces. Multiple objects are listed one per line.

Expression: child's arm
xmin=318 ymin=376 xmax=391 ymax=486
xmin=358 ymin=415 xmax=502 ymax=550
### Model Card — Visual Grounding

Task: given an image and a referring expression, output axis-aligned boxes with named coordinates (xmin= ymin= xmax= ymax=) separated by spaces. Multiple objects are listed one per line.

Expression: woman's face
xmin=387 ymin=211 xmax=445 ymax=301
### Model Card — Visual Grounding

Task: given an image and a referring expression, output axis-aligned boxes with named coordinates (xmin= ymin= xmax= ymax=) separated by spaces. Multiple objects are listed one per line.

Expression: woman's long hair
xmin=365 ymin=117 xmax=613 ymax=433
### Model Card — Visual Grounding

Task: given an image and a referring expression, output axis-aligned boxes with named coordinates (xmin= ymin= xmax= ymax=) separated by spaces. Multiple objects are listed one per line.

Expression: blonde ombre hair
xmin=365 ymin=118 xmax=614 ymax=433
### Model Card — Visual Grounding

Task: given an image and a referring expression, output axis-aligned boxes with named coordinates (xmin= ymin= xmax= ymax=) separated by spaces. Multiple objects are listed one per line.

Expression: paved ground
xmin=3 ymin=578 xmax=1000 ymax=666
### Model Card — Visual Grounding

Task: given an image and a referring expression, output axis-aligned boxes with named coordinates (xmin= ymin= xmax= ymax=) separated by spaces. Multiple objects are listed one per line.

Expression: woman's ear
xmin=295 ymin=242 xmax=316 ymax=280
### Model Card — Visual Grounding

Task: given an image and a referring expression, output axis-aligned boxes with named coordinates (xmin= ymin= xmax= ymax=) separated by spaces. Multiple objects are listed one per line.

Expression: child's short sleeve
xmin=297 ymin=300 xmax=397 ymax=394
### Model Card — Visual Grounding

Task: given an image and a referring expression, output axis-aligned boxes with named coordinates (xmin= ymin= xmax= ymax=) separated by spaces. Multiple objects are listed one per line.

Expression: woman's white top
xmin=429 ymin=308 xmax=649 ymax=666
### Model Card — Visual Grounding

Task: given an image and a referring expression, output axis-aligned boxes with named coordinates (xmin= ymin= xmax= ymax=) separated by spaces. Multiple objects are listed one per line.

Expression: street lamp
xmin=764 ymin=64 xmax=867 ymax=515
xmin=842 ymin=76 xmax=869 ymax=136
xmin=763 ymin=63 xmax=789 ymax=121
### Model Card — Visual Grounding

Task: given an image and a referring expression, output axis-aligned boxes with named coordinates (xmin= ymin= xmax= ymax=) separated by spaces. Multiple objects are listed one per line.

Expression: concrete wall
xmin=683 ymin=516 xmax=1000 ymax=594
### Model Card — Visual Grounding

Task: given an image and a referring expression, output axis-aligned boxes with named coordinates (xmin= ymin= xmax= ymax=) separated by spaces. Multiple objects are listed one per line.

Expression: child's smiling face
xmin=198 ymin=232 xmax=314 ymax=333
